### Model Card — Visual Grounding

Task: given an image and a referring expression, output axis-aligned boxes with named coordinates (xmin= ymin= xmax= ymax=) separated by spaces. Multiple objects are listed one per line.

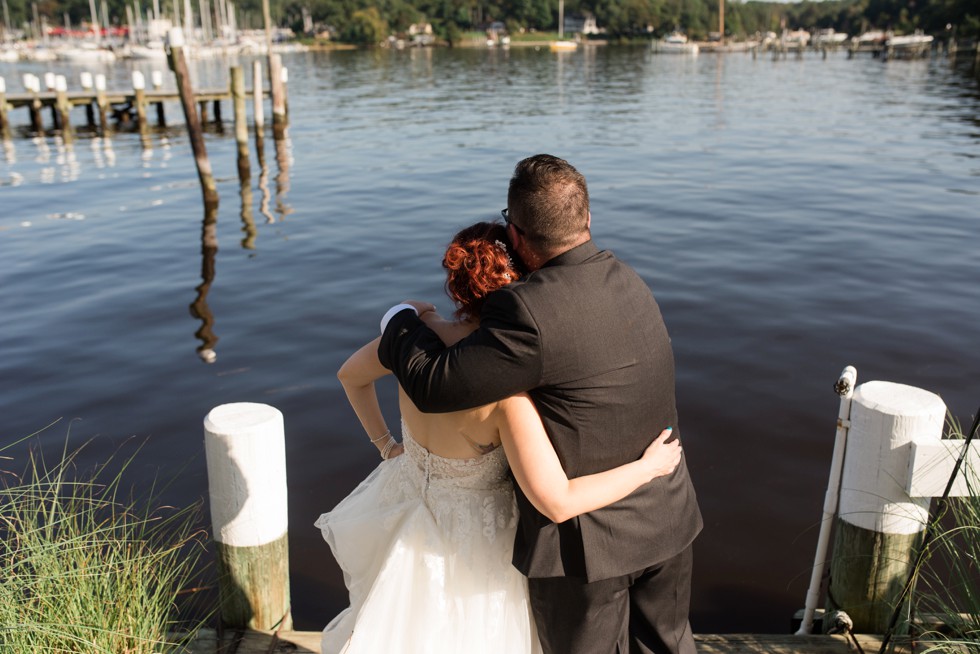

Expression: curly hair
xmin=443 ymin=222 xmax=522 ymax=321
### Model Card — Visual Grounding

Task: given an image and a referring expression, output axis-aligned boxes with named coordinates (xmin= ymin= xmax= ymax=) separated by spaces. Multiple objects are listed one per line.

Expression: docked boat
xmin=653 ymin=32 xmax=699 ymax=55
xmin=886 ymin=33 xmax=934 ymax=48
xmin=56 ymin=42 xmax=117 ymax=63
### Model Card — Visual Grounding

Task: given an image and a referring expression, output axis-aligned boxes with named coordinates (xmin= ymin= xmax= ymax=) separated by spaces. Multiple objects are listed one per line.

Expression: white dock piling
xmin=204 ymin=402 xmax=292 ymax=631
xmin=825 ymin=381 xmax=945 ymax=633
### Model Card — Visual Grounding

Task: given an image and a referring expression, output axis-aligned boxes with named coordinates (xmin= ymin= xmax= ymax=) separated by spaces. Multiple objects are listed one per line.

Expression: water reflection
xmin=273 ymin=129 xmax=293 ymax=221
xmin=238 ymin=142 xmax=257 ymax=249
xmin=189 ymin=201 xmax=220 ymax=363
xmin=256 ymin=131 xmax=273 ymax=223
xmin=3 ymin=137 xmax=14 ymax=164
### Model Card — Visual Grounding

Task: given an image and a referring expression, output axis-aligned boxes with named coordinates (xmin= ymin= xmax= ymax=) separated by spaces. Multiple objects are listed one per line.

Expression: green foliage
xmin=343 ymin=6 xmax=389 ymax=43
xmin=4 ymin=0 xmax=978 ymax=43
xmin=0 ymin=428 xmax=210 ymax=653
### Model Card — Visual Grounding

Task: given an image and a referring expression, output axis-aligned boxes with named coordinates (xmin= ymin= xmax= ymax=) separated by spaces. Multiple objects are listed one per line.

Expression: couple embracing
xmin=316 ymin=154 xmax=703 ymax=654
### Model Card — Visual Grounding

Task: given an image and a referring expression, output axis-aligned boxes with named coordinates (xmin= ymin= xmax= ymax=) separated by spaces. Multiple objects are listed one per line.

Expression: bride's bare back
xmin=397 ymin=316 xmax=504 ymax=460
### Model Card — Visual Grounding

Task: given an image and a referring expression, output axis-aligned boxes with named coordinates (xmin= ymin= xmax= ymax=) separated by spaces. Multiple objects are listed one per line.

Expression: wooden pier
xmin=0 ymin=83 xmax=269 ymax=133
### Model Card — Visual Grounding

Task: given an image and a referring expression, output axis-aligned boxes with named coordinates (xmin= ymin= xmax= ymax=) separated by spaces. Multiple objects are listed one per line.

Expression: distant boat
xmin=550 ymin=0 xmax=578 ymax=51
xmin=127 ymin=40 xmax=168 ymax=60
xmin=550 ymin=40 xmax=577 ymax=51
xmin=886 ymin=33 xmax=934 ymax=49
xmin=781 ymin=29 xmax=811 ymax=47
xmin=653 ymin=32 xmax=699 ymax=55
xmin=813 ymin=29 xmax=848 ymax=46
xmin=56 ymin=42 xmax=117 ymax=63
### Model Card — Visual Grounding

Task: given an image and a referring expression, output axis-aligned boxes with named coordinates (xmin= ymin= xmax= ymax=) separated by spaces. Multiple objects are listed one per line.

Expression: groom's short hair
xmin=507 ymin=154 xmax=590 ymax=252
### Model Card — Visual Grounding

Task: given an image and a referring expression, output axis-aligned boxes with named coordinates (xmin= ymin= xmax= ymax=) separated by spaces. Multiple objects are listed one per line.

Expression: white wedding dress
xmin=315 ymin=419 xmax=543 ymax=654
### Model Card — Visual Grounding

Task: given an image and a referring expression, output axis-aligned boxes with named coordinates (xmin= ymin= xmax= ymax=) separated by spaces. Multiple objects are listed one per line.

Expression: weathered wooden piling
xmin=132 ymin=71 xmax=148 ymax=129
xmin=824 ymin=381 xmax=945 ymax=634
xmin=204 ymin=402 xmax=292 ymax=631
xmin=231 ymin=65 xmax=250 ymax=179
xmin=167 ymin=27 xmax=218 ymax=205
xmin=252 ymin=60 xmax=265 ymax=131
xmin=95 ymin=74 xmax=109 ymax=134
xmin=23 ymin=74 xmax=43 ymax=135
xmin=269 ymin=53 xmax=286 ymax=135
xmin=55 ymin=75 xmax=72 ymax=142
xmin=45 ymin=72 xmax=59 ymax=128
xmin=152 ymin=70 xmax=166 ymax=126
xmin=80 ymin=72 xmax=96 ymax=127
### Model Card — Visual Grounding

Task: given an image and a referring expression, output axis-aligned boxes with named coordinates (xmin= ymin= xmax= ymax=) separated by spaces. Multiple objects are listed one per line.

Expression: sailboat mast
xmin=558 ymin=0 xmax=564 ymax=39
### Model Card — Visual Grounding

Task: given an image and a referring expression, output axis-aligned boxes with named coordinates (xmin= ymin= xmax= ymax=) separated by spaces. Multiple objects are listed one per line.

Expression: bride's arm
xmin=496 ymin=394 xmax=681 ymax=524
xmin=337 ymin=337 xmax=403 ymax=459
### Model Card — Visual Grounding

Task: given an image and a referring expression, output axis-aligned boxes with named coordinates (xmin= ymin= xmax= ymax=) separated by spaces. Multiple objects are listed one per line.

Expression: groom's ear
xmin=586 ymin=211 xmax=592 ymax=230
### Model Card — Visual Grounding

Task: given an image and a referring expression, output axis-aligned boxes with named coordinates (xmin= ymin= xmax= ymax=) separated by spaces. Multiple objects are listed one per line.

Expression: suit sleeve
xmin=378 ymin=287 xmax=543 ymax=413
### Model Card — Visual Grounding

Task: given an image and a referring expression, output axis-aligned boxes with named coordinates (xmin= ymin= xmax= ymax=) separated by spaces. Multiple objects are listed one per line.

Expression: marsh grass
xmin=0 ymin=424 xmax=211 ymax=653
xmin=911 ymin=418 xmax=980 ymax=653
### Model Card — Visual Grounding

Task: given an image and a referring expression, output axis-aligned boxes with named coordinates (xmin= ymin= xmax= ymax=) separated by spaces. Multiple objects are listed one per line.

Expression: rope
xmin=877 ymin=405 xmax=980 ymax=654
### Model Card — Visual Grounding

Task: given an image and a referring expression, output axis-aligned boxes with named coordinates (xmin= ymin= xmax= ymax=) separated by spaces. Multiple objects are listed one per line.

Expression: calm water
xmin=1 ymin=46 xmax=978 ymax=633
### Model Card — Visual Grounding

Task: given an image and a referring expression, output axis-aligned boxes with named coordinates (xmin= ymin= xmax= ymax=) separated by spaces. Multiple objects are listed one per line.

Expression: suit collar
xmin=540 ymin=239 xmax=601 ymax=269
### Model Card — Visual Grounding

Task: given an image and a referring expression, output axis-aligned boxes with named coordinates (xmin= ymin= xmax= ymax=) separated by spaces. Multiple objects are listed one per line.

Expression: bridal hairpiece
xmin=494 ymin=240 xmax=514 ymax=280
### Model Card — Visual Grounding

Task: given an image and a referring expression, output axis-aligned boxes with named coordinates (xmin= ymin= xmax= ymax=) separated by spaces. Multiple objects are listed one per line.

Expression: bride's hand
xmin=401 ymin=300 xmax=436 ymax=317
xmin=639 ymin=428 xmax=682 ymax=480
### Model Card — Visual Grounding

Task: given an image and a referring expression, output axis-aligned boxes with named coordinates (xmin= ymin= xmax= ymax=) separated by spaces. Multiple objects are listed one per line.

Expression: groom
xmin=379 ymin=154 xmax=702 ymax=654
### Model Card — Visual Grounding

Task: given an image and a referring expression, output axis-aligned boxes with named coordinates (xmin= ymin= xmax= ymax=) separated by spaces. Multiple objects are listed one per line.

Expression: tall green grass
xmin=0 ymin=425 xmax=211 ymax=653
xmin=911 ymin=418 xmax=980 ymax=653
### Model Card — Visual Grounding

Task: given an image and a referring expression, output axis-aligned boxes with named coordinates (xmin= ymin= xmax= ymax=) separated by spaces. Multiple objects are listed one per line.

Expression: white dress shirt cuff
xmin=380 ymin=303 xmax=419 ymax=334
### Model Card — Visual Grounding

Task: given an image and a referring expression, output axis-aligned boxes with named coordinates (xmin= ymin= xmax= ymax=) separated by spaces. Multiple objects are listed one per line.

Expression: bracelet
xmin=380 ymin=436 xmax=398 ymax=460
xmin=370 ymin=429 xmax=391 ymax=444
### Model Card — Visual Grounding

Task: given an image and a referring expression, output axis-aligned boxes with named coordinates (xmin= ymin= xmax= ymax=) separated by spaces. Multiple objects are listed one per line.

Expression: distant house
xmin=563 ymin=13 xmax=600 ymax=36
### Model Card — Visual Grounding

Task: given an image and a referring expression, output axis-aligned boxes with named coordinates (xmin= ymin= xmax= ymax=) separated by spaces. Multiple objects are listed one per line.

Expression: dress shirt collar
xmin=540 ymin=239 xmax=601 ymax=269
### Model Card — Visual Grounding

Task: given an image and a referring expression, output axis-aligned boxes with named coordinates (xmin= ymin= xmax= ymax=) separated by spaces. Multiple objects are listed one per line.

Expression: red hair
xmin=443 ymin=222 xmax=522 ymax=321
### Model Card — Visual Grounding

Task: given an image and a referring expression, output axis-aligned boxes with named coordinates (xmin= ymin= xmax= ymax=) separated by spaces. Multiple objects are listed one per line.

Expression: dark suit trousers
xmin=527 ymin=544 xmax=695 ymax=654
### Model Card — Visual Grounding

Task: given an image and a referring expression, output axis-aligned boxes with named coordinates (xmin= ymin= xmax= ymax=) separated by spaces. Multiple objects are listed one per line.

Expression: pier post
xmin=133 ymin=71 xmax=148 ymax=130
xmin=231 ymin=65 xmax=249 ymax=174
xmin=55 ymin=75 xmax=72 ymax=142
xmin=268 ymin=53 xmax=286 ymax=136
xmin=204 ymin=403 xmax=292 ymax=631
xmin=167 ymin=27 xmax=219 ymax=205
xmin=80 ymin=72 xmax=97 ymax=127
xmin=45 ymin=72 xmax=59 ymax=129
xmin=152 ymin=70 xmax=167 ymax=126
xmin=25 ymin=75 xmax=44 ymax=135
xmin=95 ymin=74 xmax=109 ymax=134
xmin=824 ymin=381 xmax=945 ymax=634
xmin=199 ymin=100 xmax=209 ymax=125
xmin=252 ymin=60 xmax=265 ymax=131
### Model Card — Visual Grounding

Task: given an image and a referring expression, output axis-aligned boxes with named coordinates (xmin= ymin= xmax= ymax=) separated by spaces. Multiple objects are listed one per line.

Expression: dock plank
xmin=176 ymin=630 xmax=922 ymax=654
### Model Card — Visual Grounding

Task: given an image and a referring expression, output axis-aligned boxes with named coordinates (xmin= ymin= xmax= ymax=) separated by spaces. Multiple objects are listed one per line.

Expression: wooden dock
xmin=0 ymin=86 xmax=267 ymax=133
xmin=176 ymin=629 xmax=923 ymax=654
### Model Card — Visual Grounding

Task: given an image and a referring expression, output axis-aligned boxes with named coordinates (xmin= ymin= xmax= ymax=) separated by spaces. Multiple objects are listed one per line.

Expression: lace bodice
xmin=401 ymin=419 xmax=511 ymax=490
xmin=371 ymin=418 xmax=518 ymax=549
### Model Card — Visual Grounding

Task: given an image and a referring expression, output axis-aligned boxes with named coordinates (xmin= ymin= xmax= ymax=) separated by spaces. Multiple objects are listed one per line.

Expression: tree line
xmin=4 ymin=0 xmax=978 ymax=45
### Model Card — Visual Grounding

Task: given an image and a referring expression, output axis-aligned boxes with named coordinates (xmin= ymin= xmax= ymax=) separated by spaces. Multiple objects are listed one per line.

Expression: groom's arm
xmin=378 ymin=287 xmax=542 ymax=413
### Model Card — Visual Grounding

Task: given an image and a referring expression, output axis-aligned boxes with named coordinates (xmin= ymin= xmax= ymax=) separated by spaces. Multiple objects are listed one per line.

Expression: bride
xmin=315 ymin=221 xmax=681 ymax=654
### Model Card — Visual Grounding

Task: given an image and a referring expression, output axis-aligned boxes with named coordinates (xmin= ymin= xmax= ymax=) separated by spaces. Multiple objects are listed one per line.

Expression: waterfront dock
xmin=0 ymin=86 xmax=269 ymax=131
xmin=180 ymin=629 xmax=917 ymax=653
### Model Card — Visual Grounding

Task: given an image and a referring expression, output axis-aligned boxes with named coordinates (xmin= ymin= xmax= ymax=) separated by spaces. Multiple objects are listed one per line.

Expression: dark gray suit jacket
xmin=379 ymin=240 xmax=702 ymax=582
